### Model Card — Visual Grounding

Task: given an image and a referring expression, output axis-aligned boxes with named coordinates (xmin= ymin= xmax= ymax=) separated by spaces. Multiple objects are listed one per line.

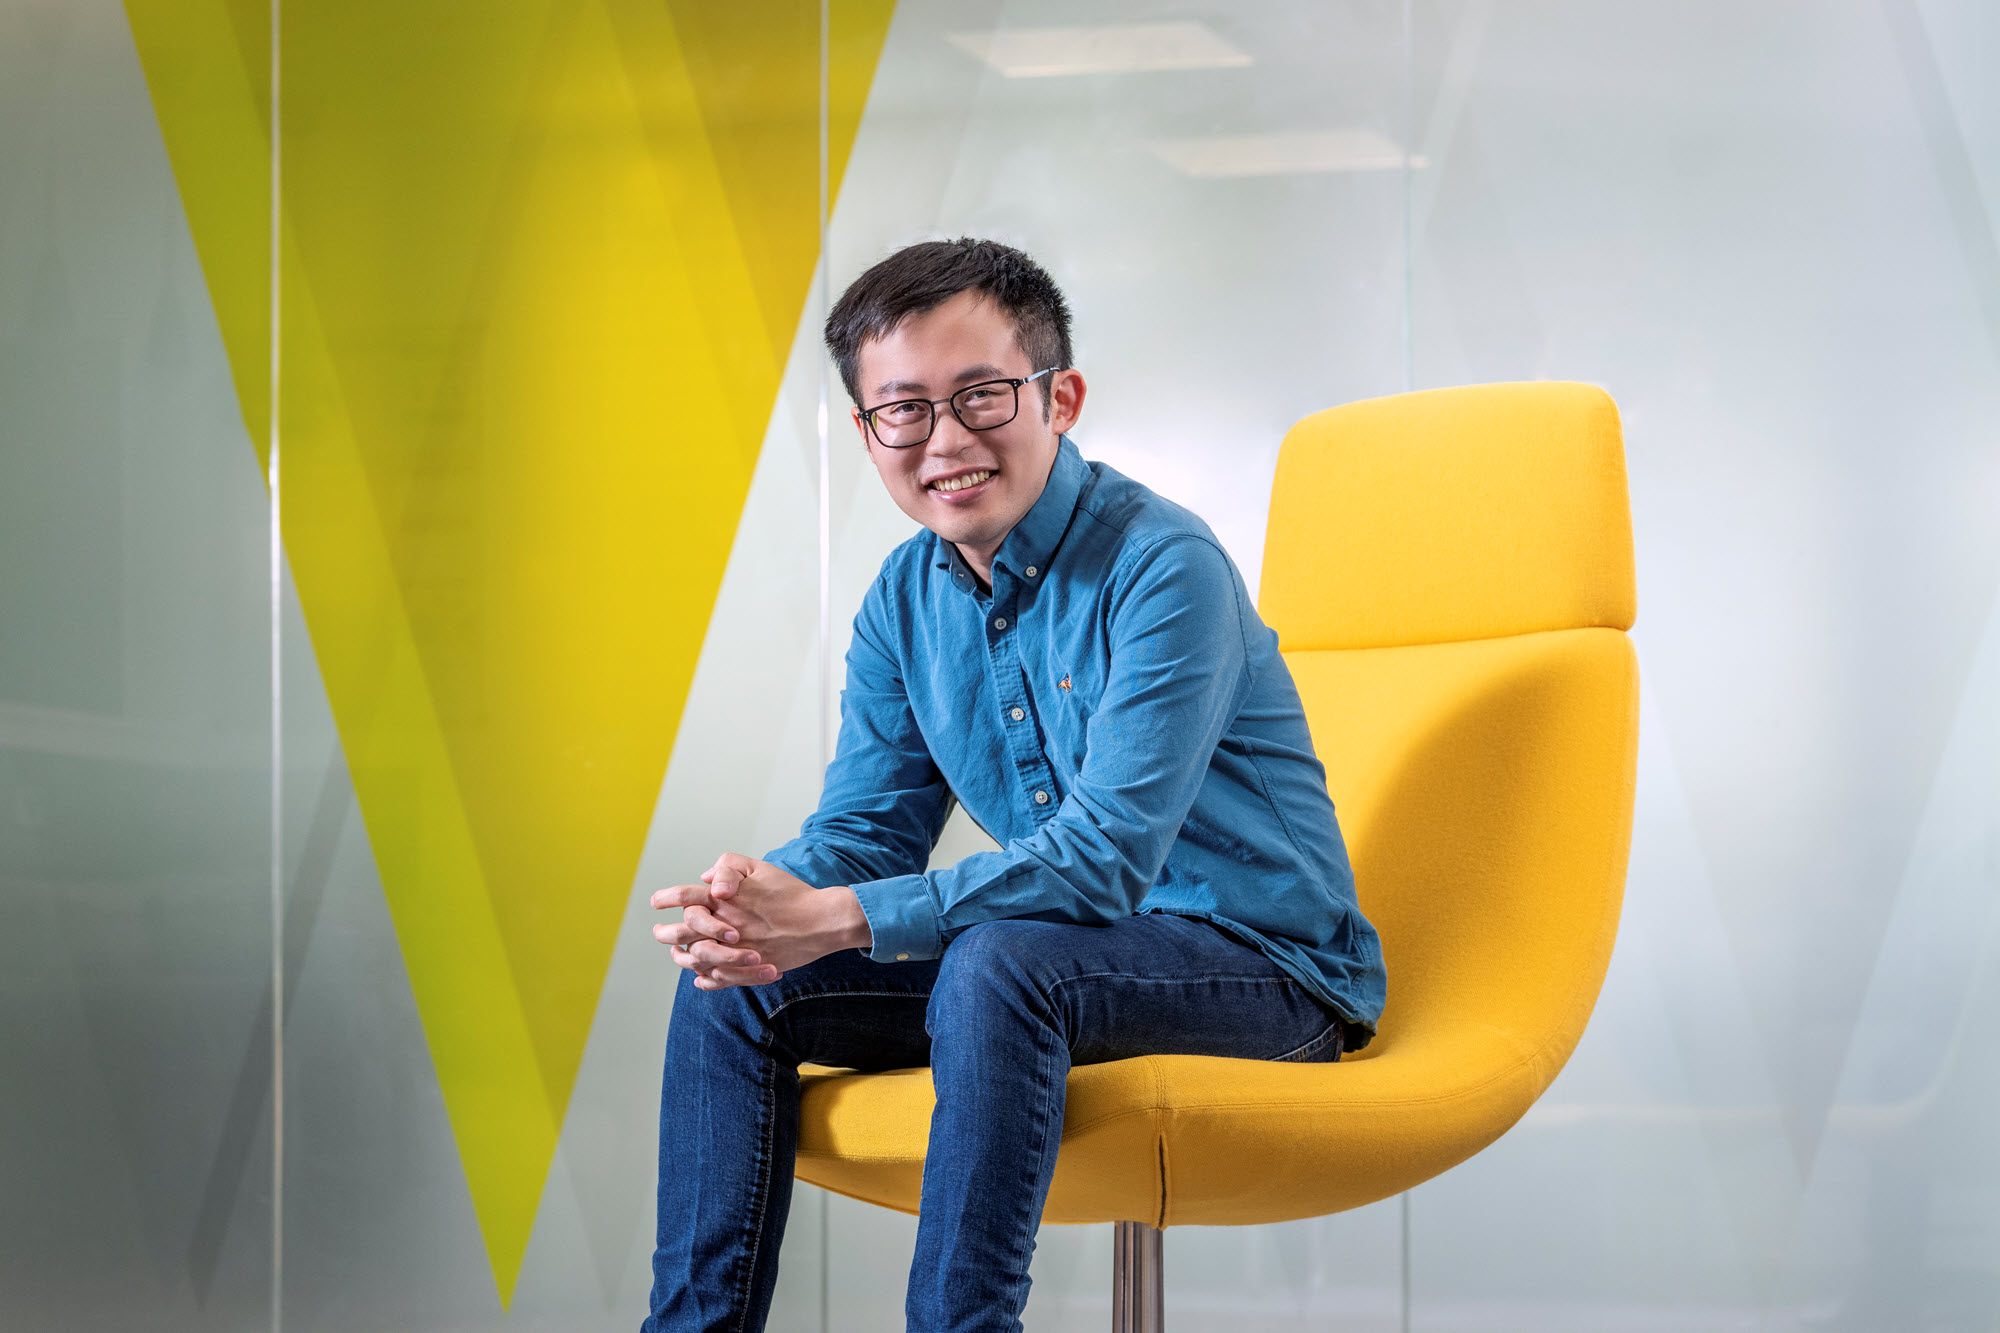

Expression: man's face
xmin=852 ymin=289 xmax=1085 ymax=563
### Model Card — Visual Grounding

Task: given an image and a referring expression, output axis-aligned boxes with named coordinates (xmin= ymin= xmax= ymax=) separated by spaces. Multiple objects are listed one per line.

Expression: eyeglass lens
xmin=870 ymin=379 xmax=1021 ymax=448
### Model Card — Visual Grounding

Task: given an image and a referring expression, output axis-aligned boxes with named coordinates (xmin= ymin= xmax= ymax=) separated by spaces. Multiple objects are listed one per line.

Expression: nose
xmin=925 ymin=406 xmax=979 ymax=456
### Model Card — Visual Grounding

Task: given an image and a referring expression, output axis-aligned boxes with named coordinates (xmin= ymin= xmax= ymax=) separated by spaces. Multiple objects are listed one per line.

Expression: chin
xmin=928 ymin=517 xmax=985 ymax=545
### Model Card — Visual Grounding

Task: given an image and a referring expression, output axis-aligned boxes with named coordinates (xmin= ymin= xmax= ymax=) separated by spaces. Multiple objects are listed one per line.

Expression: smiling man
xmin=642 ymin=239 xmax=1385 ymax=1333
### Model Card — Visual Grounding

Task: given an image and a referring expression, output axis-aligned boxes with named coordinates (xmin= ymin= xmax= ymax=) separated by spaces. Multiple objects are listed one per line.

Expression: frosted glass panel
xmin=822 ymin=1 xmax=1410 ymax=1325
xmin=269 ymin=2 xmax=840 ymax=1326
xmin=7 ymin=0 xmax=1996 ymax=1328
xmin=1404 ymin=1 xmax=2000 ymax=1326
xmin=0 ymin=1 xmax=273 ymax=1328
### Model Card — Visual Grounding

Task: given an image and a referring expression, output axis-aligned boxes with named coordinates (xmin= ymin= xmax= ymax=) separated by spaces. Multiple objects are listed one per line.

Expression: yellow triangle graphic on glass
xmin=125 ymin=0 xmax=895 ymax=1304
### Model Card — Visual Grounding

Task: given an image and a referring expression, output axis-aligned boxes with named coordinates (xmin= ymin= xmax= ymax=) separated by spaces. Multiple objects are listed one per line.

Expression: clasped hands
xmin=651 ymin=853 xmax=872 ymax=991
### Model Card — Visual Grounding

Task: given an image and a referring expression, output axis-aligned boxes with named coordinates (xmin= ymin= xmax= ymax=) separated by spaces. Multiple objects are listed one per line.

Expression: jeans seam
xmin=730 ymin=1048 xmax=777 ymax=1333
xmin=1019 ymin=1017 xmax=1064 ymax=1308
xmin=764 ymin=986 xmax=932 ymax=1022
xmin=1043 ymin=973 xmax=1334 ymax=1064
xmin=1272 ymin=1019 xmax=1343 ymax=1064
xmin=1046 ymin=971 xmax=1304 ymax=991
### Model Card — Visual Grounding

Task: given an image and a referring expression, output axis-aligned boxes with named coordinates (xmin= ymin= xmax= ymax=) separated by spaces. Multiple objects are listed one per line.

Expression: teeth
xmin=932 ymin=470 xmax=993 ymax=493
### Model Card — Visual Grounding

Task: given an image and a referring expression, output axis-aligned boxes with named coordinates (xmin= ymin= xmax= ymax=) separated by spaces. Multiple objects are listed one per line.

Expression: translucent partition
xmin=266 ymin=2 xmax=852 ymax=1325
xmin=6 ymin=0 xmax=1999 ymax=1329
xmin=1400 ymin=2 xmax=2000 ymax=1327
xmin=822 ymin=3 xmax=1412 ymax=1327
xmin=0 ymin=1 xmax=274 ymax=1328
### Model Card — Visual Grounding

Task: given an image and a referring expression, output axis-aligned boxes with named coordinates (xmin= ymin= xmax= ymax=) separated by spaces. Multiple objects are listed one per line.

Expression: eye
xmin=876 ymin=401 xmax=926 ymax=424
xmin=959 ymin=386 xmax=999 ymax=404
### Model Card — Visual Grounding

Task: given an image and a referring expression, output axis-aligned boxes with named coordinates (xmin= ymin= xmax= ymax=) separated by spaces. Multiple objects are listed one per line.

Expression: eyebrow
xmin=871 ymin=363 xmax=1013 ymax=400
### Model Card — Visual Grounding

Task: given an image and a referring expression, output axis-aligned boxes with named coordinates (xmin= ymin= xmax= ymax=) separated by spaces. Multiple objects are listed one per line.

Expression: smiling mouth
xmin=929 ymin=469 xmax=995 ymax=493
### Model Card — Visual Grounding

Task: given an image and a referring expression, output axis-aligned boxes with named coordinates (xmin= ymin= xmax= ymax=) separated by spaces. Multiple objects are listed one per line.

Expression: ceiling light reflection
xmin=947 ymin=22 xmax=1252 ymax=79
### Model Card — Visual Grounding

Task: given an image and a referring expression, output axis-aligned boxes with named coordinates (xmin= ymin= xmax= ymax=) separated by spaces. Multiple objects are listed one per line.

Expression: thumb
xmin=708 ymin=851 xmax=754 ymax=899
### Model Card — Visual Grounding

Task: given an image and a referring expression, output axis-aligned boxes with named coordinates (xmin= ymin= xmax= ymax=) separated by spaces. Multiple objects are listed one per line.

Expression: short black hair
xmin=825 ymin=238 xmax=1074 ymax=415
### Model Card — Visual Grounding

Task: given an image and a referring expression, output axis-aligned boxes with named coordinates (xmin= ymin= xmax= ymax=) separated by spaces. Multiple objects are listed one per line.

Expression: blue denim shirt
xmin=765 ymin=437 xmax=1385 ymax=1039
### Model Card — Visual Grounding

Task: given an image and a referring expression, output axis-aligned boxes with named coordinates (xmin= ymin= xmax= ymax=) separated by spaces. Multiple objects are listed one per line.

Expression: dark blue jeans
xmin=641 ymin=913 xmax=1345 ymax=1333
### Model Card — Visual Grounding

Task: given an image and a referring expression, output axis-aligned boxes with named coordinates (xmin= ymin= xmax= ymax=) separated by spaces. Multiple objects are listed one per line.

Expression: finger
xmin=680 ymin=932 xmax=752 ymax=964
xmin=705 ymin=852 xmax=751 ymax=882
xmin=706 ymin=852 xmax=756 ymax=900
xmin=657 ymin=927 xmax=699 ymax=969
xmin=693 ymin=963 xmax=782 ymax=990
xmin=651 ymin=882 xmax=715 ymax=911
xmin=651 ymin=920 xmax=751 ymax=954
xmin=678 ymin=937 xmax=764 ymax=970
xmin=682 ymin=904 xmax=739 ymax=944
xmin=653 ymin=923 xmax=758 ymax=966
xmin=704 ymin=901 xmax=753 ymax=933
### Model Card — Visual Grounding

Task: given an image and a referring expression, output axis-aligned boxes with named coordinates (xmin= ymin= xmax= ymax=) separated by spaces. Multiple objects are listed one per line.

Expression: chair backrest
xmin=1260 ymin=383 xmax=1639 ymax=1084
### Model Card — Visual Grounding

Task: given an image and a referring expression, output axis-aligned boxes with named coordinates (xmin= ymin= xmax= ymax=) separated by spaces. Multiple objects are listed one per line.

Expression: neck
xmin=954 ymin=541 xmax=997 ymax=592
xmin=949 ymin=438 xmax=1061 ymax=593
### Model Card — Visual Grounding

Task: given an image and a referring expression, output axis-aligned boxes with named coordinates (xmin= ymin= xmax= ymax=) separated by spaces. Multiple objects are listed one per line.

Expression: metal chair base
xmin=1111 ymin=1220 xmax=1163 ymax=1332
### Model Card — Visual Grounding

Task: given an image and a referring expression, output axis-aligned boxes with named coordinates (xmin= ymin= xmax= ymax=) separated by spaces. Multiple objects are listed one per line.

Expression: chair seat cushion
xmin=796 ymin=1020 xmax=1556 ymax=1227
xmin=797 ymin=625 xmax=1638 ymax=1228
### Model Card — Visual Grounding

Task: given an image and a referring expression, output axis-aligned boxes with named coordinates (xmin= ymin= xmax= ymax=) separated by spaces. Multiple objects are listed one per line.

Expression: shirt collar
xmin=932 ymin=435 xmax=1089 ymax=589
xmin=995 ymin=435 xmax=1087 ymax=579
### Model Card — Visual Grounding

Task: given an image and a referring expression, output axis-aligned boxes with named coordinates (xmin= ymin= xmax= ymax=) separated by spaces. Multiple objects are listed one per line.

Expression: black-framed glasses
xmin=858 ymin=368 xmax=1060 ymax=449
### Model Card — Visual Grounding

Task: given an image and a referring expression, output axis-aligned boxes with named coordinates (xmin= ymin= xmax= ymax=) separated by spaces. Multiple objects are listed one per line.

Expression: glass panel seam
xmin=816 ymin=5 xmax=833 ymax=1333
xmin=1399 ymin=6 xmax=1414 ymax=1330
xmin=268 ymin=0 xmax=285 ymax=1328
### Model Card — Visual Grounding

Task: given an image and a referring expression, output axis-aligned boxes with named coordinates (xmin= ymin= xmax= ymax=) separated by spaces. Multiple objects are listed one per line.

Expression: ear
xmin=1049 ymin=369 xmax=1087 ymax=434
xmin=850 ymin=407 xmax=873 ymax=450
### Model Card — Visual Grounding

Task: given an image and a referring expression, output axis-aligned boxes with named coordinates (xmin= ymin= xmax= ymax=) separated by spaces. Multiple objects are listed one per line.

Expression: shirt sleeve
xmin=761 ymin=574 xmax=955 ymax=927
xmin=847 ymin=534 xmax=1254 ymax=962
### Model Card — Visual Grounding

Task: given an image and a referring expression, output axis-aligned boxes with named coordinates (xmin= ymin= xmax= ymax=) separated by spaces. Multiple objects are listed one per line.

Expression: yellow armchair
xmin=796 ymin=382 xmax=1640 ymax=1327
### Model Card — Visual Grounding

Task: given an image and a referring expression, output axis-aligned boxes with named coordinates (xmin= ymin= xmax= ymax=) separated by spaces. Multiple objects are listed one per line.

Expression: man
xmin=642 ymin=239 xmax=1384 ymax=1333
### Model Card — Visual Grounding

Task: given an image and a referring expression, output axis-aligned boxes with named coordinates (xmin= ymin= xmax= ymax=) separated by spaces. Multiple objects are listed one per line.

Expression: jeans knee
xmin=928 ymin=920 xmax=1052 ymax=1028
xmin=667 ymin=965 xmax=765 ymax=1049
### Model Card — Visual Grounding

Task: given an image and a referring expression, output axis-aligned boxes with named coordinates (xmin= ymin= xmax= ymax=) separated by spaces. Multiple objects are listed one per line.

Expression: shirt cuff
xmin=849 ymin=873 xmax=944 ymax=963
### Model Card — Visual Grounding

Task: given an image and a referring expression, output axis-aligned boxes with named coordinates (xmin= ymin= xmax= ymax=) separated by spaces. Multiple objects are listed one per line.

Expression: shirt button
xmin=993 ymin=617 xmax=1007 ymax=630
xmin=1034 ymin=790 xmax=1049 ymax=805
xmin=1010 ymin=706 xmax=1025 ymax=721
xmin=895 ymin=952 xmax=910 ymax=961
xmin=1024 ymin=566 xmax=1038 ymax=578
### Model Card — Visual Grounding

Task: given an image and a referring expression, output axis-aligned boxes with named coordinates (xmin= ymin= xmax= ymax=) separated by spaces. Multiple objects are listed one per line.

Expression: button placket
xmin=986 ymin=594 xmax=1060 ymax=823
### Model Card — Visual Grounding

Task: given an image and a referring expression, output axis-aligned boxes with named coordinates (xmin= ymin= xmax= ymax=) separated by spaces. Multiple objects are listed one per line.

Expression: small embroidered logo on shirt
xmin=1058 ymin=674 xmax=1071 ymax=692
